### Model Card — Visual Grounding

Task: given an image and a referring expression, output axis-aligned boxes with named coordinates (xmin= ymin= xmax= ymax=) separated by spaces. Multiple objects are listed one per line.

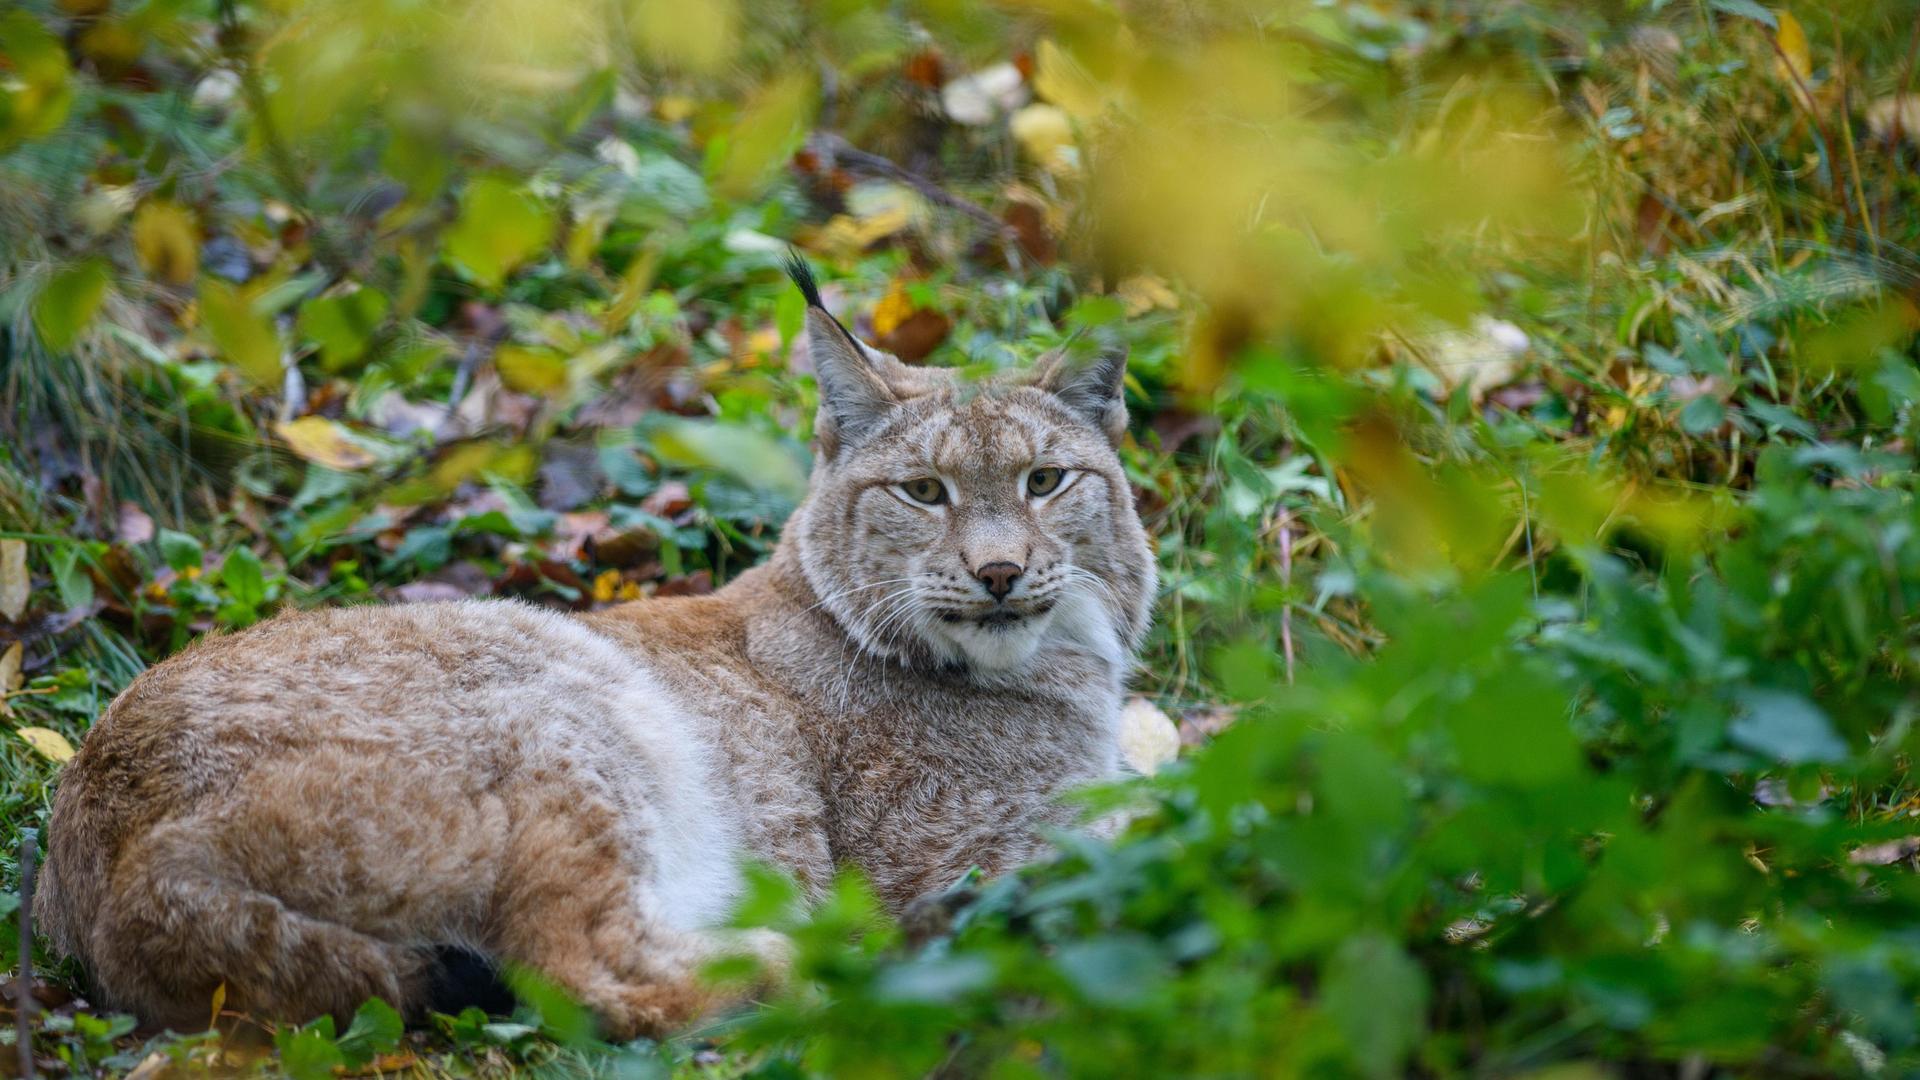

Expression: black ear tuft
xmin=785 ymin=250 xmax=825 ymax=310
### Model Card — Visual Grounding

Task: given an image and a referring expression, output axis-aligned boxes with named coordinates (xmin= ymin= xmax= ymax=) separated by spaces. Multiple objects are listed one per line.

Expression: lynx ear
xmin=1035 ymin=345 xmax=1129 ymax=444
xmin=787 ymin=255 xmax=897 ymax=452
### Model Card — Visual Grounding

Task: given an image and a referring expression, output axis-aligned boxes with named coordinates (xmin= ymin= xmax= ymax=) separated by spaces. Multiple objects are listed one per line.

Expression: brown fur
xmin=36 ymin=292 xmax=1155 ymax=1038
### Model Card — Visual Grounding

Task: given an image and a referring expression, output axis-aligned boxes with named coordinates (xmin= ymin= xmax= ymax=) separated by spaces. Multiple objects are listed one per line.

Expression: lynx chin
xmin=37 ymin=257 xmax=1157 ymax=1040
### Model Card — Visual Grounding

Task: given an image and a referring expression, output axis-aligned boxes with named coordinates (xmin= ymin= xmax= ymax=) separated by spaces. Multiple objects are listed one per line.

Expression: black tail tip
xmin=784 ymin=249 xmax=824 ymax=309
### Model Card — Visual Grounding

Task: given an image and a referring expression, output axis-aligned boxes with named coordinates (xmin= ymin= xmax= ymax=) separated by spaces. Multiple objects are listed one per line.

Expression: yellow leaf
xmin=275 ymin=417 xmax=379 ymax=470
xmin=1033 ymin=40 xmax=1105 ymax=119
xmin=712 ymin=72 xmax=816 ymax=201
xmin=17 ymin=726 xmax=75 ymax=764
xmin=443 ymin=176 xmax=556 ymax=289
xmin=1772 ymin=11 xmax=1811 ymax=93
xmin=628 ymin=0 xmax=737 ymax=73
xmin=0 ymin=641 xmax=20 ymax=693
xmin=494 ymin=345 xmax=570 ymax=395
xmin=1010 ymin=103 xmax=1076 ymax=174
xmin=133 ymin=201 xmax=200 ymax=284
xmin=199 ymin=278 xmax=284 ymax=388
xmin=871 ymin=280 xmax=915 ymax=339
xmin=1116 ymin=274 xmax=1179 ymax=315
xmin=0 ymin=539 xmax=27 ymax=622
xmin=208 ymin=981 xmax=227 ymax=1031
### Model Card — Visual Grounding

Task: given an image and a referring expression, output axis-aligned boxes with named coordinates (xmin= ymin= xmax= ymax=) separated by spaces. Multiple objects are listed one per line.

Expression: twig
xmin=804 ymin=132 xmax=1015 ymax=244
xmin=1277 ymin=511 xmax=1295 ymax=686
xmin=16 ymin=828 xmax=37 ymax=1080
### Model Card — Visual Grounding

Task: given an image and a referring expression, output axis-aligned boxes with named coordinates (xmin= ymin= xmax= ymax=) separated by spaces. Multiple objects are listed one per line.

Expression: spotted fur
xmin=35 ymin=274 xmax=1156 ymax=1038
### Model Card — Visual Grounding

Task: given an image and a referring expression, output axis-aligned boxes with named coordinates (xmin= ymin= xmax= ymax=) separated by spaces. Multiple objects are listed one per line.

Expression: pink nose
xmin=974 ymin=562 xmax=1023 ymax=600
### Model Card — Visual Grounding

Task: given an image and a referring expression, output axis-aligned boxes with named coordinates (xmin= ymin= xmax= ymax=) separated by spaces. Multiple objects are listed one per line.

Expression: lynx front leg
xmin=490 ymin=786 xmax=787 ymax=1039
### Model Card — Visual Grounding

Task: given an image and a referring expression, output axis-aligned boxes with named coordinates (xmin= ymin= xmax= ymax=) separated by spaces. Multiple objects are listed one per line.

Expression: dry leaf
xmin=1116 ymin=275 xmax=1179 ymax=315
xmin=0 ymin=539 xmax=28 ymax=622
xmin=123 ymin=1052 xmax=170 ymax=1080
xmin=0 ymin=641 xmax=21 ymax=719
xmin=275 ymin=416 xmax=379 ymax=470
xmin=1867 ymin=94 xmax=1920 ymax=145
xmin=0 ymin=641 xmax=21 ymax=692
xmin=1117 ymin=696 xmax=1180 ymax=775
xmin=17 ymin=726 xmax=76 ymax=764
xmin=118 ymin=501 xmax=156 ymax=544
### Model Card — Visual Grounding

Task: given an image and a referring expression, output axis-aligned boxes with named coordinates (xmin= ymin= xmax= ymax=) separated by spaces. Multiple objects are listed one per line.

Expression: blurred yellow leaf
xmin=34 ymin=258 xmax=111 ymax=352
xmin=199 ymin=278 xmax=284 ymax=388
xmin=275 ymin=417 xmax=379 ymax=470
xmin=0 ymin=539 xmax=26 ymax=622
xmin=628 ymin=0 xmax=736 ymax=72
xmin=0 ymin=11 xmax=75 ymax=149
xmin=1772 ymin=11 xmax=1811 ymax=88
xmin=495 ymin=345 xmax=570 ymax=395
xmin=133 ymin=201 xmax=200 ymax=284
xmin=712 ymin=72 xmax=816 ymax=201
xmin=871 ymin=281 xmax=915 ymax=339
xmin=1115 ymin=275 xmax=1178 ymax=315
xmin=443 ymin=175 xmax=556 ymax=289
xmin=1033 ymin=40 xmax=1105 ymax=119
xmin=1010 ymin=103 xmax=1075 ymax=174
xmin=16 ymin=726 xmax=75 ymax=764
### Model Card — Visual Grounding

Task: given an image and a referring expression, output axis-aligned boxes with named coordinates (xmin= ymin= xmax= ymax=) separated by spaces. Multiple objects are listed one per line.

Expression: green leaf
xmin=298 ymin=288 xmax=390 ymax=372
xmin=275 ymin=1017 xmax=344 ymax=1080
xmin=1052 ymin=936 xmax=1165 ymax=1008
xmin=47 ymin=545 xmax=94 ymax=611
xmin=641 ymin=416 xmax=808 ymax=503
xmin=0 ymin=11 xmax=74 ymax=149
xmin=503 ymin=965 xmax=598 ymax=1048
xmin=336 ymin=997 xmax=403 ymax=1066
xmin=200 ymin=278 xmax=285 ymax=388
xmin=220 ymin=547 xmax=268 ymax=610
xmin=34 ymin=258 xmax=111 ymax=352
xmin=1322 ymin=934 xmax=1428 ymax=1078
xmin=157 ymin=529 xmax=204 ymax=573
xmin=1708 ymin=0 xmax=1777 ymax=27
xmin=443 ymin=176 xmax=556 ymax=289
xmin=1728 ymin=689 xmax=1848 ymax=764
xmin=1678 ymin=395 xmax=1726 ymax=435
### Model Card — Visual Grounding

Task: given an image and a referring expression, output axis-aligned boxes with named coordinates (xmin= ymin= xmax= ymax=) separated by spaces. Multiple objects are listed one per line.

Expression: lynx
xmin=36 ymin=259 xmax=1157 ymax=1039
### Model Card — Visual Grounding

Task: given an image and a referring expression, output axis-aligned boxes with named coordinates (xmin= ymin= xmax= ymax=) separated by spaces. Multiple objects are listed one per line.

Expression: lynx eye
xmin=1026 ymin=467 xmax=1066 ymax=497
xmin=900 ymin=477 xmax=948 ymax=505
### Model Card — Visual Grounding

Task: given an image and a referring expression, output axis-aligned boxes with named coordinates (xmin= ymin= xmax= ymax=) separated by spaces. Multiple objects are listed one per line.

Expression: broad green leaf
xmin=1322 ymin=934 xmax=1428 ymax=1078
xmin=34 ymin=258 xmax=111 ymax=352
xmin=336 ymin=997 xmax=403 ymax=1066
xmin=156 ymin=529 xmax=204 ymax=574
xmin=275 ymin=1017 xmax=345 ymax=1080
xmin=642 ymin=416 xmax=808 ymax=503
xmin=298 ymin=287 xmax=390 ymax=371
xmin=443 ymin=176 xmax=555 ymax=289
xmin=1729 ymin=689 xmax=1848 ymax=764
xmin=199 ymin=277 xmax=284 ymax=388
xmin=495 ymin=344 xmax=570 ymax=395
xmin=220 ymin=547 xmax=268 ymax=609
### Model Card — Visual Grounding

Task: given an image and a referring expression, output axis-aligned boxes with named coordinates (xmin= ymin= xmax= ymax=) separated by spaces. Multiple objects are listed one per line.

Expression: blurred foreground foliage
xmin=4 ymin=0 xmax=1920 ymax=1075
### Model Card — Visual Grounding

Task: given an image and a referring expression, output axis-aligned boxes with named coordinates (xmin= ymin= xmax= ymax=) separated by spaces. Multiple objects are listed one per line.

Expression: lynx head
xmin=784 ymin=258 xmax=1155 ymax=677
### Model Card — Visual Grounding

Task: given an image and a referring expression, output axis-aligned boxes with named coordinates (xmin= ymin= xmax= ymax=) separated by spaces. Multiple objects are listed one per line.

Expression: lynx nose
xmin=974 ymin=562 xmax=1023 ymax=600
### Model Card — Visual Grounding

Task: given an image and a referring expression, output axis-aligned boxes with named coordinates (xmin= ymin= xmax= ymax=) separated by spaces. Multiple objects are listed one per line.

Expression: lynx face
xmin=787 ymin=283 xmax=1155 ymax=677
